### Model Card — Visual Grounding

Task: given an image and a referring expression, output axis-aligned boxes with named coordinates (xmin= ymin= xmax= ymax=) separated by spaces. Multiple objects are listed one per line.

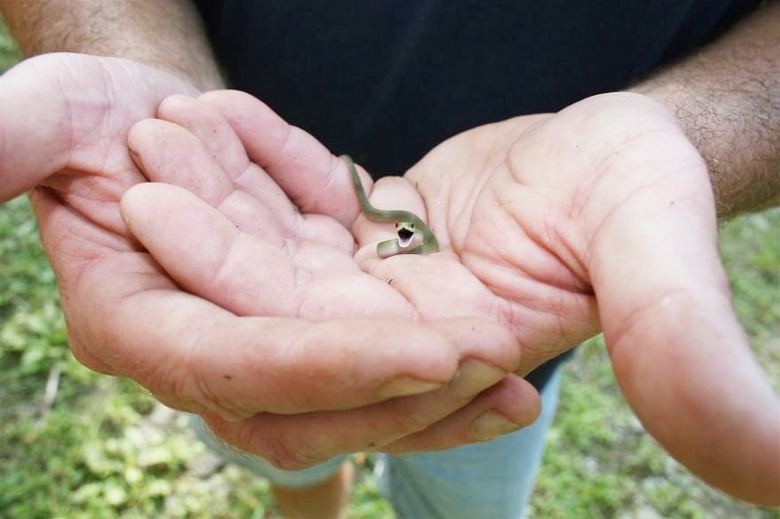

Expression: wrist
xmin=627 ymin=3 xmax=780 ymax=218
xmin=629 ymin=83 xmax=777 ymax=219
xmin=0 ymin=0 xmax=225 ymax=91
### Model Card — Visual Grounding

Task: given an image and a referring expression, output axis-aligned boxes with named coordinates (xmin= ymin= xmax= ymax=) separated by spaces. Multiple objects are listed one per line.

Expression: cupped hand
xmin=104 ymin=87 xmax=539 ymax=463
xmin=0 ymin=55 xmax=536 ymax=468
xmin=371 ymin=92 xmax=777 ymax=504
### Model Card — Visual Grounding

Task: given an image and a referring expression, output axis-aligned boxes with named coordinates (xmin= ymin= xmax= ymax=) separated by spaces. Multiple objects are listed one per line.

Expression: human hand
xmin=131 ymin=88 xmax=777 ymax=502
xmin=360 ymin=92 xmax=776 ymax=504
xmin=0 ymin=55 xmax=535 ymax=468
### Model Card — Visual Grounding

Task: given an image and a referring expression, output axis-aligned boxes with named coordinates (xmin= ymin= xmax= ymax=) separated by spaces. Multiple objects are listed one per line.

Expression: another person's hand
xmin=0 ymin=55 xmax=535 ymax=469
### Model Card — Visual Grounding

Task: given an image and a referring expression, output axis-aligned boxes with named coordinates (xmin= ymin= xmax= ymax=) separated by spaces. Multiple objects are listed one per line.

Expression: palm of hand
xmin=359 ymin=94 xmax=710 ymax=374
xmin=394 ymin=94 xmax=779 ymax=504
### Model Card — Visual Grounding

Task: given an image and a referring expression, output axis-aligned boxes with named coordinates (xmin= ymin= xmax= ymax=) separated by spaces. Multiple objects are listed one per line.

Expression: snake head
xmin=376 ymin=222 xmax=424 ymax=258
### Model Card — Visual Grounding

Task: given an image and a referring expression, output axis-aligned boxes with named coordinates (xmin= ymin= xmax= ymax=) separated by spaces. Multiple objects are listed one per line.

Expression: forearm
xmin=0 ymin=0 xmax=223 ymax=91
xmin=632 ymin=1 xmax=780 ymax=218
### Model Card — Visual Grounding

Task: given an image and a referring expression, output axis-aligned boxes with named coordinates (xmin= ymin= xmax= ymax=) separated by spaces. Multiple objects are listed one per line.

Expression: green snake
xmin=341 ymin=154 xmax=439 ymax=258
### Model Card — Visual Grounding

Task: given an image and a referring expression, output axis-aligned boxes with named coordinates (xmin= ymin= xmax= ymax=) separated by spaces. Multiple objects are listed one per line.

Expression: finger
xmin=0 ymin=57 xmax=71 ymax=200
xmin=120 ymin=182 xmax=410 ymax=320
xmin=98 ymin=296 xmax=515 ymax=421
xmin=600 ymin=221 xmax=780 ymax=503
xmin=127 ymin=118 xmax=288 ymax=246
xmin=381 ymin=374 xmax=541 ymax=454
xmin=127 ymin=116 xmax=355 ymax=253
xmin=0 ymin=54 xmax=196 ymax=203
xmin=198 ymin=90 xmax=360 ymax=226
xmin=200 ymin=318 xmax=524 ymax=468
xmin=157 ymin=94 xmax=251 ymax=184
xmin=128 ymin=119 xmax=237 ymax=207
xmin=151 ymin=95 xmax=296 ymax=220
xmin=41 ymin=225 xmax=475 ymax=420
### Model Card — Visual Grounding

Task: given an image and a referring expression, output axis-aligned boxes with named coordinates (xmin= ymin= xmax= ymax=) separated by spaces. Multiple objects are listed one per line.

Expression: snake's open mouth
xmin=397 ymin=226 xmax=416 ymax=248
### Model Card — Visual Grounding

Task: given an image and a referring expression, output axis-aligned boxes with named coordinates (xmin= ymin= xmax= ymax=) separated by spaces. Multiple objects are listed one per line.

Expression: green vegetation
xmin=0 ymin=22 xmax=777 ymax=519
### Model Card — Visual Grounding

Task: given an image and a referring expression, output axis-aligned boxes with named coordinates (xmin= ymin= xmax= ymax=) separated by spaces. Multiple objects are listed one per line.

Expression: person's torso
xmin=194 ymin=0 xmax=757 ymax=172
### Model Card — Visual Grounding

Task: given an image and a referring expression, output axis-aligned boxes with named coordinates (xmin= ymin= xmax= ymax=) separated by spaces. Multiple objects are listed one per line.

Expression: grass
xmin=1 ymin=21 xmax=778 ymax=519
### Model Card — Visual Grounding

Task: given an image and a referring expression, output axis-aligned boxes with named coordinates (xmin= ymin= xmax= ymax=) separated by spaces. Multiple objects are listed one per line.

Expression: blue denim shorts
xmin=190 ymin=368 xmax=561 ymax=519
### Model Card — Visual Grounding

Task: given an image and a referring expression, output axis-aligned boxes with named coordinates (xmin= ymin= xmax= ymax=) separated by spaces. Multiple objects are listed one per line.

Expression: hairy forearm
xmin=632 ymin=1 xmax=780 ymax=218
xmin=0 ymin=0 xmax=223 ymax=91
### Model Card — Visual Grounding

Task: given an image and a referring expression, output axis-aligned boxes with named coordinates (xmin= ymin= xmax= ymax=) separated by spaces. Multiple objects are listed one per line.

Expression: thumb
xmin=0 ymin=53 xmax=197 ymax=202
xmin=0 ymin=54 xmax=72 ymax=200
xmin=591 ymin=160 xmax=779 ymax=505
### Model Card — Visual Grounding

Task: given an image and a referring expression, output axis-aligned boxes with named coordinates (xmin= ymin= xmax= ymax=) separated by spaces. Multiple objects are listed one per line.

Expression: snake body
xmin=341 ymin=154 xmax=439 ymax=258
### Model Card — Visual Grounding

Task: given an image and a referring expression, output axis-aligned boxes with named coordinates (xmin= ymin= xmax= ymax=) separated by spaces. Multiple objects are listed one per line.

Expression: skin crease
xmin=0 ymin=0 xmax=778 ymax=507
xmin=122 ymin=89 xmax=778 ymax=504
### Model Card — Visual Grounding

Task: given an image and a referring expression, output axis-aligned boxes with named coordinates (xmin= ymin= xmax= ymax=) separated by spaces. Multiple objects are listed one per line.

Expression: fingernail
xmin=448 ymin=360 xmax=506 ymax=400
xmin=376 ymin=376 xmax=443 ymax=399
xmin=470 ymin=409 xmax=522 ymax=441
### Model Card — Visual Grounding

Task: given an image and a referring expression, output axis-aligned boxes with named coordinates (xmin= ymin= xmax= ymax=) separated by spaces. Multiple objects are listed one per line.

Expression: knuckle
xmin=262 ymin=435 xmax=325 ymax=471
xmin=210 ymin=418 xmax=331 ymax=472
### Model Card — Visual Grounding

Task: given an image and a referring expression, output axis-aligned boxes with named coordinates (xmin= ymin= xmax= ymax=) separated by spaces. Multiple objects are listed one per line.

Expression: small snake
xmin=341 ymin=154 xmax=439 ymax=258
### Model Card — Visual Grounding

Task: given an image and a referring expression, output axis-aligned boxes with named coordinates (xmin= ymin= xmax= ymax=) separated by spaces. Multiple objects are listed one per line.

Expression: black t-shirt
xmin=191 ymin=0 xmax=758 ymax=389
